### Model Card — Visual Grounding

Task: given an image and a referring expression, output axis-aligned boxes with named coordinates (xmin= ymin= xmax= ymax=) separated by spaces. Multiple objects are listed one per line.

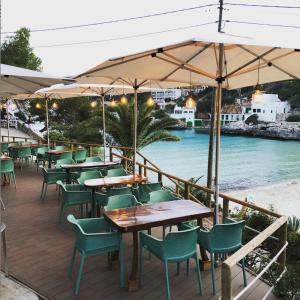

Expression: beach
xmin=228 ymin=179 xmax=300 ymax=217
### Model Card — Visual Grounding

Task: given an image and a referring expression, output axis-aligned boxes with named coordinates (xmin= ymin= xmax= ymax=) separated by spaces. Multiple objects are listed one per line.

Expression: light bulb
xmin=90 ymin=101 xmax=97 ymax=108
xmin=146 ymin=96 xmax=155 ymax=107
xmin=185 ymin=96 xmax=196 ymax=108
xmin=120 ymin=95 xmax=128 ymax=105
xmin=52 ymin=102 xmax=58 ymax=109
xmin=35 ymin=103 xmax=42 ymax=109
xmin=110 ymin=99 xmax=117 ymax=108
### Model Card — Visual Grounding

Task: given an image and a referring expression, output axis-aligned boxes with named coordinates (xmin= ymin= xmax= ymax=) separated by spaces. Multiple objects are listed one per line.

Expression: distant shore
xmin=228 ymin=179 xmax=300 ymax=217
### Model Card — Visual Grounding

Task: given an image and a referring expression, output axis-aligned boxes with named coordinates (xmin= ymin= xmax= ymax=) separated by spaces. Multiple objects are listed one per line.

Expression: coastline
xmin=228 ymin=178 xmax=300 ymax=217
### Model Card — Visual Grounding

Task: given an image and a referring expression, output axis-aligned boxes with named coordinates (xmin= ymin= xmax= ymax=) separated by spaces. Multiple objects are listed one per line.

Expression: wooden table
xmin=84 ymin=175 xmax=147 ymax=217
xmin=61 ymin=161 xmax=119 ymax=184
xmin=46 ymin=149 xmax=71 ymax=168
xmin=104 ymin=199 xmax=213 ymax=291
xmin=8 ymin=144 xmax=43 ymax=149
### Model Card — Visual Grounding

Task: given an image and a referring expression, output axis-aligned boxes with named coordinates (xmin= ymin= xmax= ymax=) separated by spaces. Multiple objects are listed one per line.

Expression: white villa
xmin=170 ymin=105 xmax=196 ymax=127
xmin=152 ymin=89 xmax=182 ymax=109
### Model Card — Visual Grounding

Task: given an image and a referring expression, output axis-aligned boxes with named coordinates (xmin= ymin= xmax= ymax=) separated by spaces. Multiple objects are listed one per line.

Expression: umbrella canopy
xmin=77 ymin=32 xmax=300 ymax=90
xmin=0 ymin=64 xmax=73 ymax=98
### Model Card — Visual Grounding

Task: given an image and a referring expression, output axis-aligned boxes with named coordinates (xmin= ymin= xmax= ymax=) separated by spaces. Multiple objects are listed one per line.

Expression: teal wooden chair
xmin=40 ymin=167 xmax=67 ymax=202
xmin=139 ymin=227 xmax=202 ymax=300
xmin=85 ymin=156 xmax=102 ymax=162
xmin=60 ymin=151 xmax=72 ymax=160
xmin=0 ymin=143 xmax=9 ymax=154
xmin=14 ymin=147 xmax=31 ymax=169
xmin=73 ymin=149 xmax=87 ymax=163
xmin=58 ymin=183 xmax=92 ymax=228
xmin=0 ymin=158 xmax=16 ymax=188
xmin=55 ymin=145 xmax=65 ymax=150
xmin=104 ymin=194 xmax=141 ymax=211
xmin=133 ymin=182 xmax=163 ymax=203
xmin=180 ymin=219 xmax=247 ymax=295
xmin=36 ymin=146 xmax=49 ymax=171
xmin=77 ymin=170 xmax=102 ymax=184
xmin=67 ymin=215 xmax=124 ymax=294
xmin=55 ymin=158 xmax=75 ymax=169
xmin=105 ymin=167 xmax=127 ymax=177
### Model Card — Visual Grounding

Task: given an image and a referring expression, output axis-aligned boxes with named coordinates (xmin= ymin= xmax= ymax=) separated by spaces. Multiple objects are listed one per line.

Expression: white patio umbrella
xmin=0 ymin=63 xmax=72 ymax=142
xmin=77 ymin=32 xmax=300 ymax=223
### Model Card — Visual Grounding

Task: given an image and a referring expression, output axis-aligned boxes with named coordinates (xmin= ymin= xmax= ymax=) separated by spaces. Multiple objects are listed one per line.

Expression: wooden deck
xmin=1 ymin=165 xmax=278 ymax=300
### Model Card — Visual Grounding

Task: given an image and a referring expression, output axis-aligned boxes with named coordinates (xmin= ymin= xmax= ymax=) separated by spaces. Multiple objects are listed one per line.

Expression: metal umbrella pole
xmin=132 ymin=79 xmax=138 ymax=177
xmin=213 ymin=43 xmax=224 ymax=225
xmin=101 ymin=90 xmax=106 ymax=162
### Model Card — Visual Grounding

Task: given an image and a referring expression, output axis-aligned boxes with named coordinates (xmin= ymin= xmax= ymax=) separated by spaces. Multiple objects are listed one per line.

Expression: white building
xmin=152 ymin=89 xmax=182 ymax=109
xmin=170 ymin=105 xmax=196 ymax=127
xmin=251 ymin=94 xmax=290 ymax=122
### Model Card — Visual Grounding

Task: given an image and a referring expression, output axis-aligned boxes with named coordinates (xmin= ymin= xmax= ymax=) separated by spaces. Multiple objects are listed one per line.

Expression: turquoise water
xmin=141 ymin=129 xmax=300 ymax=191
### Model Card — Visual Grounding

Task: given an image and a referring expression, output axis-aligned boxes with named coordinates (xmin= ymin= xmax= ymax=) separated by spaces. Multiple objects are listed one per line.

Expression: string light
xmin=252 ymin=58 xmax=263 ymax=100
xmin=185 ymin=71 xmax=196 ymax=108
xmin=52 ymin=102 xmax=58 ymax=109
xmin=110 ymin=99 xmax=117 ymax=108
xmin=35 ymin=103 xmax=42 ymax=109
xmin=146 ymin=96 xmax=155 ymax=107
xmin=90 ymin=100 xmax=97 ymax=108
xmin=120 ymin=94 xmax=128 ymax=105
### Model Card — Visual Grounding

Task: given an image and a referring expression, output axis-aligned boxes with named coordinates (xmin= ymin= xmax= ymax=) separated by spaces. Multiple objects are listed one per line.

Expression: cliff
xmin=222 ymin=121 xmax=300 ymax=140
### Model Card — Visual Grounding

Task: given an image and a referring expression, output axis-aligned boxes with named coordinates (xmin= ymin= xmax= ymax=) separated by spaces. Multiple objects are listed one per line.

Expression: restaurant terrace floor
xmin=1 ymin=165 xmax=278 ymax=300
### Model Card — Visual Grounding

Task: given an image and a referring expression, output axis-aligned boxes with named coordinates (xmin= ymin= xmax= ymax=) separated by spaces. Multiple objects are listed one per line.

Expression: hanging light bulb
xmin=90 ymin=100 xmax=97 ymax=108
xmin=35 ymin=103 xmax=42 ymax=109
xmin=185 ymin=71 xmax=196 ymax=108
xmin=110 ymin=99 xmax=117 ymax=108
xmin=146 ymin=95 xmax=155 ymax=107
xmin=252 ymin=58 xmax=263 ymax=100
xmin=52 ymin=102 xmax=58 ymax=109
xmin=120 ymin=94 xmax=128 ymax=105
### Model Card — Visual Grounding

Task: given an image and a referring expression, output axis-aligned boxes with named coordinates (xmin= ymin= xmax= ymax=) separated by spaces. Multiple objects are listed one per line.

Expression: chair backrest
xmin=37 ymin=146 xmax=48 ymax=155
xmin=163 ymin=226 xmax=199 ymax=259
xmin=0 ymin=143 xmax=9 ymax=153
xmin=55 ymin=158 xmax=74 ymax=169
xmin=136 ymin=182 xmax=163 ymax=203
xmin=0 ymin=158 xmax=14 ymax=173
xmin=148 ymin=190 xmax=174 ymax=204
xmin=208 ymin=220 xmax=245 ymax=252
xmin=55 ymin=145 xmax=65 ymax=150
xmin=16 ymin=147 xmax=31 ymax=157
xmin=85 ymin=156 xmax=102 ymax=162
xmin=107 ymin=187 xmax=132 ymax=197
xmin=73 ymin=149 xmax=87 ymax=161
xmin=106 ymin=167 xmax=127 ymax=177
xmin=105 ymin=194 xmax=138 ymax=211
xmin=78 ymin=170 xmax=102 ymax=184
xmin=60 ymin=151 xmax=72 ymax=160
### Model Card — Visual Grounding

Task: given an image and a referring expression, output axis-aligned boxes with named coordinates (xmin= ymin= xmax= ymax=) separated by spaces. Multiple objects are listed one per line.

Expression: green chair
xmin=0 ymin=158 xmax=16 ymax=188
xmin=0 ymin=143 xmax=9 ymax=154
xmin=60 ymin=151 xmax=72 ymax=160
xmin=104 ymin=194 xmax=141 ymax=211
xmin=73 ymin=149 xmax=87 ymax=163
xmin=133 ymin=182 xmax=163 ymax=203
xmin=77 ymin=170 xmax=102 ymax=185
xmin=40 ymin=167 xmax=67 ymax=202
xmin=36 ymin=146 xmax=49 ymax=171
xmin=55 ymin=158 xmax=75 ymax=169
xmin=105 ymin=167 xmax=127 ymax=177
xmin=14 ymin=147 xmax=31 ymax=169
xmin=180 ymin=219 xmax=247 ymax=295
xmin=148 ymin=190 xmax=174 ymax=204
xmin=85 ymin=156 xmax=102 ymax=162
xmin=139 ymin=227 xmax=202 ymax=300
xmin=67 ymin=215 xmax=124 ymax=294
xmin=55 ymin=145 xmax=65 ymax=150
xmin=58 ymin=183 xmax=92 ymax=228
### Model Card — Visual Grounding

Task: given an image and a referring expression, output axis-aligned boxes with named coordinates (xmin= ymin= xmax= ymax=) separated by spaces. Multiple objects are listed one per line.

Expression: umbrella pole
xmin=45 ymin=98 xmax=50 ymax=149
xmin=6 ymin=100 xmax=10 ymax=143
xmin=133 ymin=80 xmax=138 ymax=177
xmin=101 ymin=93 xmax=106 ymax=162
xmin=214 ymin=43 xmax=224 ymax=225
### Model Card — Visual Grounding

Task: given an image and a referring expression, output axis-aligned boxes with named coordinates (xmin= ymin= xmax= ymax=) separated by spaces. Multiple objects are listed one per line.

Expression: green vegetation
xmin=286 ymin=114 xmax=300 ymax=122
xmin=245 ymin=114 xmax=259 ymax=125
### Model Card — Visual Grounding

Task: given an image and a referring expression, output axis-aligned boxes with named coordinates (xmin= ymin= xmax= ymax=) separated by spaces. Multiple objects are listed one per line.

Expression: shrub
xmin=286 ymin=114 xmax=300 ymax=122
xmin=245 ymin=114 xmax=259 ymax=125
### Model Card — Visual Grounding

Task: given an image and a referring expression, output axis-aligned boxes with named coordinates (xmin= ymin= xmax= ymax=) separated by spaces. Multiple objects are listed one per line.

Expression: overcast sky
xmin=1 ymin=0 xmax=300 ymax=76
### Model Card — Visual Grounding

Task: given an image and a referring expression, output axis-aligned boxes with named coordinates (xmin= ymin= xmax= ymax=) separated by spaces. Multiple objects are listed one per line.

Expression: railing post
xmin=138 ymin=164 xmax=142 ymax=176
xmin=25 ymin=138 xmax=28 ymax=142
xmin=223 ymin=198 xmax=229 ymax=223
xmin=277 ymin=221 xmax=287 ymax=273
xmin=184 ymin=182 xmax=190 ymax=199
xmin=158 ymin=172 xmax=162 ymax=183
xmin=13 ymin=137 xmax=15 ymax=142
xmin=109 ymin=147 xmax=113 ymax=161
xmin=221 ymin=263 xmax=232 ymax=300
xmin=175 ymin=180 xmax=180 ymax=195
xmin=89 ymin=145 xmax=93 ymax=157
xmin=143 ymin=159 xmax=147 ymax=177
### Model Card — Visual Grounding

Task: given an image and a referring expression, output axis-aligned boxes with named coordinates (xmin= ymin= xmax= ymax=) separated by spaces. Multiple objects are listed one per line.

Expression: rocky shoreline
xmin=221 ymin=121 xmax=300 ymax=140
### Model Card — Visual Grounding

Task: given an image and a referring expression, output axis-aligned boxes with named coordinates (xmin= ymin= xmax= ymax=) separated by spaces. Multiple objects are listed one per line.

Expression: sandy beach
xmin=228 ymin=179 xmax=300 ymax=217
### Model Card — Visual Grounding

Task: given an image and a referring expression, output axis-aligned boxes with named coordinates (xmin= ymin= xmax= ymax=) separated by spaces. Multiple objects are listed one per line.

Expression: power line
xmin=3 ymin=3 xmax=217 ymax=35
xmin=33 ymin=21 xmax=217 ymax=48
xmin=225 ymin=20 xmax=300 ymax=29
xmin=224 ymin=2 xmax=300 ymax=9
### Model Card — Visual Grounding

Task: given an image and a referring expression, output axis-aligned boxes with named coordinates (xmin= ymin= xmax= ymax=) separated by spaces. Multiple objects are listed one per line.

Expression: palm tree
xmin=105 ymin=99 xmax=180 ymax=158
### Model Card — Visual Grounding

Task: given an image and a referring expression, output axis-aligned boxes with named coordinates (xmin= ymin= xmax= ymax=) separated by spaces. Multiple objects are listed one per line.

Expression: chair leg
xmin=242 ymin=257 xmax=247 ymax=287
xmin=68 ymin=246 xmax=77 ymax=278
xmin=42 ymin=183 xmax=48 ymax=202
xmin=119 ymin=241 xmax=125 ymax=288
xmin=40 ymin=182 xmax=45 ymax=200
xmin=147 ymin=229 xmax=151 ymax=260
xmin=176 ymin=262 xmax=180 ymax=275
xmin=163 ymin=261 xmax=171 ymax=300
xmin=195 ymin=255 xmax=202 ymax=295
xmin=59 ymin=204 xmax=66 ymax=229
xmin=74 ymin=253 xmax=85 ymax=295
xmin=12 ymin=172 xmax=16 ymax=189
xmin=211 ymin=252 xmax=216 ymax=295
xmin=139 ymin=246 xmax=144 ymax=286
xmin=2 ymin=229 xmax=9 ymax=276
xmin=186 ymin=258 xmax=189 ymax=276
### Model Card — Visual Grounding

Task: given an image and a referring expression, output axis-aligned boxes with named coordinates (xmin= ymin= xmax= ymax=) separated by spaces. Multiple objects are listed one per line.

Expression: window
xmin=225 ymin=115 xmax=229 ymax=120
xmin=257 ymin=109 xmax=261 ymax=113
xmin=253 ymin=109 xmax=257 ymax=113
xmin=271 ymin=110 xmax=273 ymax=113
xmin=263 ymin=110 xmax=265 ymax=113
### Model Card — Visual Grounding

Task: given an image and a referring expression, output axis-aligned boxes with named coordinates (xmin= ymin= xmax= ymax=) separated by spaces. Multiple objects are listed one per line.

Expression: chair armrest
xmin=140 ymin=231 xmax=163 ymax=255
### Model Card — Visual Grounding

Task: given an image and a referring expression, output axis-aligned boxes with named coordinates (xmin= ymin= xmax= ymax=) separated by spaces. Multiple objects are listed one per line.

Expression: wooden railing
xmin=2 ymin=134 xmax=287 ymax=299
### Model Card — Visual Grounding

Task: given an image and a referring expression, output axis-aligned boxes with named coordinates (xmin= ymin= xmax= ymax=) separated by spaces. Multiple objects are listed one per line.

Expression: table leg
xmin=91 ymin=188 xmax=96 ymax=218
xmin=197 ymin=218 xmax=209 ymax=262
xmin=48 ymin=154 xmax=52 ymax=169
xmin=128 ymin=231 xmax=139 ymax=292
xmin=66 ymin=169 xmax=71 ymax=184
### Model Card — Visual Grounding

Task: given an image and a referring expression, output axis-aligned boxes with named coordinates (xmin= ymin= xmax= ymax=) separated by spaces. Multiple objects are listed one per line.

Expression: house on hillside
xmin=170 ymin=105 xmax=196 ymax=127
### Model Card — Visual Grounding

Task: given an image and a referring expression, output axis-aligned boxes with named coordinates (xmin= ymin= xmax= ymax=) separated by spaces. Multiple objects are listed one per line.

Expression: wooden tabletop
xmin=0 ymin=155 xmax=12 ymax=160
xmin=84 ymin=174 xmax=147 ymax=188
xmin=9 ymin=144 xmax=40 ymax=149
xmin=46 ymin=149 xmax=71 ymax=155
xmin=104 ymin=199 xmax=213 ymax=233
xmin=61 ymin=161 xmax=119 ymax=170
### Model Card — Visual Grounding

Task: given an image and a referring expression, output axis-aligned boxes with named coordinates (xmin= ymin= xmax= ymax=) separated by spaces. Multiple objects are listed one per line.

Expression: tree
xmin=1 ymin=27 xmax=42 ymax=71
xmin=105 ymin=99 xmax=180 ymax=158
